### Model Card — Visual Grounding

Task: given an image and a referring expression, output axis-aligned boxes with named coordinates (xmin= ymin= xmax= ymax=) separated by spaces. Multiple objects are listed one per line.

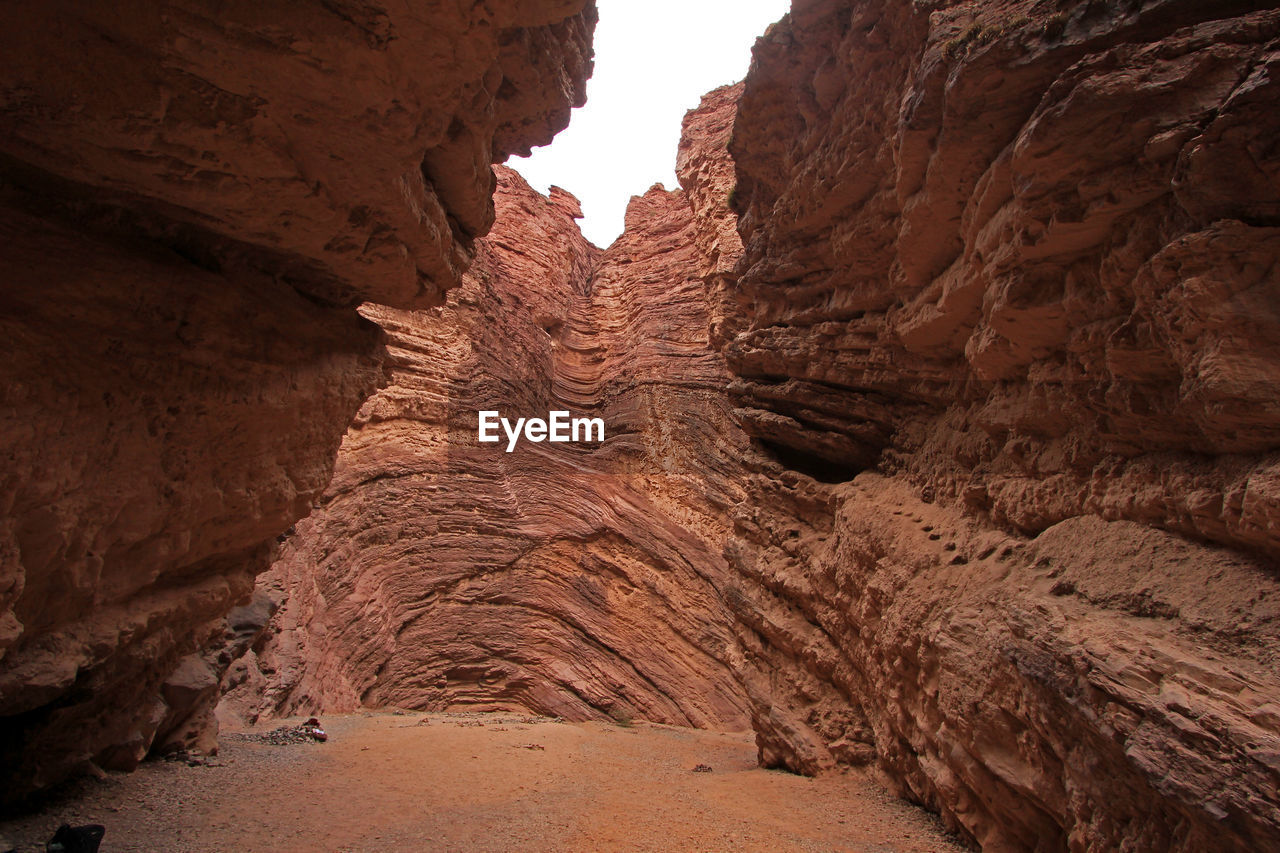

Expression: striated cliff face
xmin=220 ymin=161 xmax=752 ymax=731
xmin=0 ymin=0 xmax=595 ymax=802
xmin=11 ymin=0 xmax=1277 ymax=847
xmin=722 ymin=0 xmax=1280 ymax=849
xmin=728 ymin=0 xmax=1280 ymax=547
xmin=225 ymin=33 xmax=1280 ymax=848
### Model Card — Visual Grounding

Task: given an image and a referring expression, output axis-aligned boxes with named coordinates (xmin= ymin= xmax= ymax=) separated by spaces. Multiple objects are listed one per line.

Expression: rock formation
xmin=6 ymin=0 xmax=1280 ymax=849
xmin=0 ymin=0 xmax=595 ymax=802
xmin=221 ymin=160 xmax=752 ymax=730
xmin=721 ymin=0 xmax=1280 ymax=849
xmin=228 ymin=20 xmax=1280 ymax=843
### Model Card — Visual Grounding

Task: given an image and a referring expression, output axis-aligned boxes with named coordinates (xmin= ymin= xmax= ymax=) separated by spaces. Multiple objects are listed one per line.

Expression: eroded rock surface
xmin=728 ymin=0 xmax=1280 ymax=548
xmin=220 ymin=163 xmax=752 ymax=732
xmin=0 ymin=0 xmax=595 ymax=802
xmin=722 ymin=0 xmax=1280 ymax=849
xmin=15 ymin=0 xmax=1275 ymax=847
xmin=225 ymin=35 xmax=1280 ymax=847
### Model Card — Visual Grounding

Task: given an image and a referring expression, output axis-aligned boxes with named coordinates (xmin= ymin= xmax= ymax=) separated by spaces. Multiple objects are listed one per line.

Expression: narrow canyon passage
xmin=3 ymin=1 xmax=1280 ymax=852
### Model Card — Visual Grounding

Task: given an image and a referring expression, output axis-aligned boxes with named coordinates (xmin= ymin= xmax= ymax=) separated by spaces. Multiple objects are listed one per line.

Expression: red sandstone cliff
xmin=228 ymin=41 xmax=1280 ymax=847
xmin=721 ymin=1 xmax=1280 ymax=849
xmin=220 ymin=163 xmax=752 ymax=732
xmin=0 ymin=0 xmax=595 ymax=801
xmin=9 ymin=0 xmax=1278 ymax=847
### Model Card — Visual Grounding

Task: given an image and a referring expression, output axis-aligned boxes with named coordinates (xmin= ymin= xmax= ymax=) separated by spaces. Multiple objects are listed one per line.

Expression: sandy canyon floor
xmin=1 ymin=712 xmax=965 ymax=852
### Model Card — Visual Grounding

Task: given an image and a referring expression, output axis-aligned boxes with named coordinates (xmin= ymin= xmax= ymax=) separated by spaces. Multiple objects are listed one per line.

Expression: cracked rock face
xmin=722 ymin=0 xmax=1280 ymax=849
xmin=0 ymin=0 xmax=595 ymax=802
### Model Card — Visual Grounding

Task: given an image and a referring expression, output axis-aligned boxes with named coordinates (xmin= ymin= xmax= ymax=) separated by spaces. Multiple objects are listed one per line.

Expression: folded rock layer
xmin=222 ymin=159 xmax=752 ymax=731
xmin=0 ymin=0 xmax=595 ymax=802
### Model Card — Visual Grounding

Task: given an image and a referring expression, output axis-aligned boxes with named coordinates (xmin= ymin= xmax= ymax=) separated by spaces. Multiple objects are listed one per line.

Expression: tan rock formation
xmin=722 ymin=0 xmax=1280 ymax=849
xmin=0 ymin=0 xmax=595 ymax=802
xmin=221 ymin=163 xmax=752 ymax=732
xmin=229 ymin=46 xmax=1280 ymax=848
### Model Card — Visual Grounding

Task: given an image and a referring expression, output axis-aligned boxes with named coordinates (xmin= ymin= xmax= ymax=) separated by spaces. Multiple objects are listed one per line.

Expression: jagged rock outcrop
xmin=722 ymin=0 xmax=1280 ymax=849
xmin=154 ymin=592 xmax=278 ymax=758
xmin=677 ymin=82 xmax=747 ymax=348
xmin=220 ymin=164 xmax=752 ymax=731
xmin=0 ymin=0 xmax=595 ymax=802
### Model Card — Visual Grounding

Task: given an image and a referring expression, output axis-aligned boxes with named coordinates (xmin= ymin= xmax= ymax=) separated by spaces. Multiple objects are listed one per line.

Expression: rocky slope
xmin=220 ymin=160 xmax=752 ymax=732
xmin=0 ymin=0 xmax=595 ymax=802
xmin=721 ymin=0 xmax=1280 ymax=849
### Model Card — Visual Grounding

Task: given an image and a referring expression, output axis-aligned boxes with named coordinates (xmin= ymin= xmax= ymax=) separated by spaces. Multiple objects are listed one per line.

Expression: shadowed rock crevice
xmin=755 ymin=438 xmax=863 ymax=484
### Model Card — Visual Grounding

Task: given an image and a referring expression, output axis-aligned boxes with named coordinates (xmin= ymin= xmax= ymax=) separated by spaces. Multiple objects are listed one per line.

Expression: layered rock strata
xmin=220 ymin=162 xmax=752 ymax=731
xmin=721 ymin=0 xmax=1280 ymax=849
xmin=727 ymin=0 xmax=1280 ymax=548
xmin=0 ymin=0 xmax=595 ymax=802
xmin=158 ymin=2 xmax=1280 ymax=848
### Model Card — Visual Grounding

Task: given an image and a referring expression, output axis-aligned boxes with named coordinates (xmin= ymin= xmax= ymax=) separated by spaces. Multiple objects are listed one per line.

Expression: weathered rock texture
xmin=72 ymin=1 xmax=1277 ymax=848
xmin=722 ymin=0 xmax=1280 ymax=849
xmin=220 ymin=162 xmax=752 ymax=731
xmin=0 ymin=0 xmax=595 ymax=802
xmin=225 ymin=40 xmax=1280 ymax=850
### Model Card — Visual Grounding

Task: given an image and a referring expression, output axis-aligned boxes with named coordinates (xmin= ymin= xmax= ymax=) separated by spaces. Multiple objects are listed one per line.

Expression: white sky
xmin=509 ymin=0 xmax=792 ymax=248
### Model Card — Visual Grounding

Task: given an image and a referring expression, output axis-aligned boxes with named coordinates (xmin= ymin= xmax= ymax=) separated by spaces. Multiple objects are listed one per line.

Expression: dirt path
xmin=2 ymin=712 xmax=966 ymax=852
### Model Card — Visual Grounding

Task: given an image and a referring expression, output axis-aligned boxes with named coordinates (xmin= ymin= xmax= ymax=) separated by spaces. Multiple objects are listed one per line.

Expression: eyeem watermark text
xmin=478 ymin=410 xmax=605 ymax=452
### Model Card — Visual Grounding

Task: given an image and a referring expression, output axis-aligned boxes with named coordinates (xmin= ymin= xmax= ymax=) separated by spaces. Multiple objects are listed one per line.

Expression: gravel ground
xmin=1 ymin=712 xmax=968 ymax=852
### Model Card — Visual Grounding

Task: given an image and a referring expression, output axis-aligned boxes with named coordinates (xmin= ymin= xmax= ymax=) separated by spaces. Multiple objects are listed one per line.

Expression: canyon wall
xmin=0 ymin=0 xmax=595 ymax=802
xmin=24 ymin=0 xmax=1272 ymax=848
xmin=220 ymin=161 xmax=752 ymax=731
xmin=721 ymin=0 xmax=1280 ymax=849
xmin=226 ymin=22 xmax=1280 ymax=848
